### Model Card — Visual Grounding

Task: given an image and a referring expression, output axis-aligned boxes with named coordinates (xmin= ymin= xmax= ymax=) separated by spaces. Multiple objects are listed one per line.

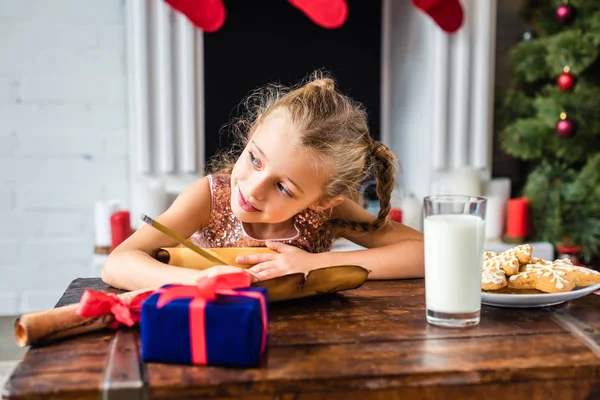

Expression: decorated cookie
xmin=482 ymin=262 xmax=507 ymax=291
xmin=508 ymin=258 xmax=600 ymax=293
xmin=483 ymin=250 xmax=520 ymax=277
xmin=506 ymin=244 xmax=533 ymax=264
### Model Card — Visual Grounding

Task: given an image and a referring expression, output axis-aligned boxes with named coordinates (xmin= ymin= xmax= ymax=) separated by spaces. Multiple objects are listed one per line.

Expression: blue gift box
xmin=140 ymin=285 xmax=268 ymax=367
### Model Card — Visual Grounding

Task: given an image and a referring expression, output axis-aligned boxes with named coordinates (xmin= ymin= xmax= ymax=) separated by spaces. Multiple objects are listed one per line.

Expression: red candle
xmin=110 ymin=211 xmax=132 ymax=251
xmin=388 ymin=208 xmax=403 ymax=223
xmin=505 ymin=198 xmax=530 ymax=239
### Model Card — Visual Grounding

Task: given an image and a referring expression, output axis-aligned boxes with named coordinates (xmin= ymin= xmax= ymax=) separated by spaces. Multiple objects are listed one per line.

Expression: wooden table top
xmin=3 ymin=278 xmax=600 ymax=400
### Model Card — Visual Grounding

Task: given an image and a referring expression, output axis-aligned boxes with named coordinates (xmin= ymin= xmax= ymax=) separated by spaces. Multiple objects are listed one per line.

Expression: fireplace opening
xmin=203 ymin=0 xmax=382 ymax=164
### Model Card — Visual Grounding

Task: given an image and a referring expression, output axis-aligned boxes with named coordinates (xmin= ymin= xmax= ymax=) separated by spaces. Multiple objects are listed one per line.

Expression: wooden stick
xmin=140 ymin=213 xmax=227 ymax=265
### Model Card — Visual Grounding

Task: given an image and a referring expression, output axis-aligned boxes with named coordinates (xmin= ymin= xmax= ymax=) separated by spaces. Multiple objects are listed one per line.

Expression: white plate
xmin=481 ymin=284 xmax=600 ymax=308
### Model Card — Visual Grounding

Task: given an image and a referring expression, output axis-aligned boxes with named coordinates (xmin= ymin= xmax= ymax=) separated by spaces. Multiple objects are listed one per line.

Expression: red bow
xmin=156 ymin=271 xmax=267 ymax=364
xmin=77 ymin=290 xmax=152 ymax=329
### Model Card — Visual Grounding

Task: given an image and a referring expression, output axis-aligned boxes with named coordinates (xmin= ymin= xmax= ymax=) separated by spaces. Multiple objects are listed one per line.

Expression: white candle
xmin=485 ymin=178 xmax=511 ymax=205
xmin=94 ymin=201 xmax=120 ymax=248
xmin=483 ymin=178 xmax=511 ymax=240
xmin=402 ymin=195 xmax=423 ymax=232
xmin=430 ymin=168 xmax=482 ymax=197
xmin=133 ymin=180 xmax=170 ymax=229
xmin=484 ymin=195 xmax=504 ymax=240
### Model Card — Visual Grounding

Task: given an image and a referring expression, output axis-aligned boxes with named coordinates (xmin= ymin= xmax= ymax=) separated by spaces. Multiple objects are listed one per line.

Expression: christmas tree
xmin=499 ymin=0 xmax=600 ymax=263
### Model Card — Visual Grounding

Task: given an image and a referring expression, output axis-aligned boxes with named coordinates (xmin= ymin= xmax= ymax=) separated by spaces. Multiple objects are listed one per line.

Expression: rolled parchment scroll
xmin=155 ymin=247 xmax=278 ymax=270
xmin=14 ymin=288 xmax=153 ymax=348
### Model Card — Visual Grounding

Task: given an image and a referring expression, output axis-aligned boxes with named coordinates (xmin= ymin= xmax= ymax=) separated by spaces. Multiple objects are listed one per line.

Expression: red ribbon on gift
xmin=156 ymin=271 xmax=268 ymax=364
xmin=77 ymin=290 xmax=153 ymax=329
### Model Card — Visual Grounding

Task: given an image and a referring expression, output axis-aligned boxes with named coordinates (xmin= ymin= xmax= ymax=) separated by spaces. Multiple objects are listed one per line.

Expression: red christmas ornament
xmin=556 ymin=3 xmax=576 ymax=25
xmin=411 ymin=0 xmax=464 ymax=33
xmin=556 ymin=245 xmax=585 ymax=267
xmin=556 ymin=112 xmax=577 ymax=139
xmin=557 ymin=66 xmax=576 ymax=91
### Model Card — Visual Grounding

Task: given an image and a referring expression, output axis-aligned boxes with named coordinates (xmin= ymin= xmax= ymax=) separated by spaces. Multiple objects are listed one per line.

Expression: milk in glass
xmin=424 ymin=214 xmax=486 ymax=314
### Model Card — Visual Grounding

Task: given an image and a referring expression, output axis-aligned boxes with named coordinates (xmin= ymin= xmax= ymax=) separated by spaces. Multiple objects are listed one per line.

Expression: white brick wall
xmin=0 ymin=0 xmax=129 ymax=315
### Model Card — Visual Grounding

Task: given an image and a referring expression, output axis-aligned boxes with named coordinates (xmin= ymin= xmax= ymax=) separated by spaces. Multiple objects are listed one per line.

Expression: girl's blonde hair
xmin=209 ymin=71 xmax=398 ymax=245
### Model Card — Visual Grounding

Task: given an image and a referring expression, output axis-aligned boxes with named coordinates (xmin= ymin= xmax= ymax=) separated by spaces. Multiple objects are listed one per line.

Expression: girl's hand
xmin=235 ymin=241 xmax=316 ymax=280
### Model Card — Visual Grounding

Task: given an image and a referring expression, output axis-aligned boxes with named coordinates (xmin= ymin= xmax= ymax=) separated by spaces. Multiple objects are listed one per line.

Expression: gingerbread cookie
xmin=504 ymin=244 xmax=532 ymax=265
xmin=508 ymin=258 xmax=600 ymax=293
xmin=482 ymin=262 xmax=507 ymax=291
xmin=483 ymin=250 xmax=520 ymax=277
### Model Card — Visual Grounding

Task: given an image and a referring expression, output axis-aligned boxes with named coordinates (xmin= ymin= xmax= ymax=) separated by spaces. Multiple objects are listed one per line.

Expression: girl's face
xmin=230 ymin=109 xmax=327 ymax=224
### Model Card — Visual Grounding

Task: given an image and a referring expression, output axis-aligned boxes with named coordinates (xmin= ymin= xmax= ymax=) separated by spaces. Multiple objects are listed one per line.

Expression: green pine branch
xmin=499 ymin=0 xmax=600 ymax=260
xmin=524 ymin=2 xmax=600 ymax=36
xmin=522 ymin=159 xmax=600 ymax=263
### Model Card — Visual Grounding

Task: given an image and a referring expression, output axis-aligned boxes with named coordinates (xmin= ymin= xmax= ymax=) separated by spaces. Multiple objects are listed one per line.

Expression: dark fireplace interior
xmin=203 ymin=0 xmax=382 ymax=164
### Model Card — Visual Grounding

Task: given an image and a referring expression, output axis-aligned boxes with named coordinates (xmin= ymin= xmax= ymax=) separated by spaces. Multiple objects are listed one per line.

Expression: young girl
xmin=102 ymin=72 xmax=424 ymax=291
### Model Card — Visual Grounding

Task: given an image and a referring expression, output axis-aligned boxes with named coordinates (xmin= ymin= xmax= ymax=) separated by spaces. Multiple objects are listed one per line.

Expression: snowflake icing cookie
xmin=483 ymin=250 xmax=520 ymax=277
xmin=482 ymin=262 xmax=508 ymax=291
xmin=508 ymin=258 xmax=600 ymax=293
xmin=481 ymin=244 xmax=531 ymax=285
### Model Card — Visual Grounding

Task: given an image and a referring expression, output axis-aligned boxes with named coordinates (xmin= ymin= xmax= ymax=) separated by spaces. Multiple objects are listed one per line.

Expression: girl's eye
xmin=277 ymin=182 xmax=293 ymax=198
xmin=249 ymin=151 xmax=261 ymax=168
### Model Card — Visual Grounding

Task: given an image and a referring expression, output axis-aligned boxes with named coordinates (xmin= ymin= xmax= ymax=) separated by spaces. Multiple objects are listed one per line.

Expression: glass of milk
xmin=423 ymin=195 xmax=487 ymax=328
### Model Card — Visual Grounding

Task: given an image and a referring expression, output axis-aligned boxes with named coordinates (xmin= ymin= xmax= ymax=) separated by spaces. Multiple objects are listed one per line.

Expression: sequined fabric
xmin=190 ymin=174 xmax=334 ymax=253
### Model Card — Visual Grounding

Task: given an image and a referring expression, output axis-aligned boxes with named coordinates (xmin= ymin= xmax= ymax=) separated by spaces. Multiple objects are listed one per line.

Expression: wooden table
xmin=3 ymin=278 xmax=600 ymax=399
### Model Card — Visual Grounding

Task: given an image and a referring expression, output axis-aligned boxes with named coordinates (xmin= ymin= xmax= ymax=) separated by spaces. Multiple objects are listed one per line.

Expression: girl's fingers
xmin=254 ymin=267 xmax=282 ymax=281
xmin=248 ymin=262 xmax=274 ymax=274
xmin=244 ymin=269 xmax=262 ymax=282
xmin=236 ymin=253 xmax=278 ymax=264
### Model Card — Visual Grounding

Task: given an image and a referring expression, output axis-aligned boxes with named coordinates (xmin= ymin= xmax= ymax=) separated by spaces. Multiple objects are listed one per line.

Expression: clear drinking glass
xmin=423 ymin=195 xmax=487 ymax=328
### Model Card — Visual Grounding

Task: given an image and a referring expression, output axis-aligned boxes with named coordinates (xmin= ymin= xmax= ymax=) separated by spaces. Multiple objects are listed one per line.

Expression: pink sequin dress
xmin=190 ymin=174 xmax=335 ymax=253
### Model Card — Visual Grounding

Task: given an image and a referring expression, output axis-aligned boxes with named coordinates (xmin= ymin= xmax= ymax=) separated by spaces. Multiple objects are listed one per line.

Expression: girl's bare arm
xmin=319 ymin=198 xmax=425 ymax=279
xmin=101 ymin=177 xmax=215 ymax=290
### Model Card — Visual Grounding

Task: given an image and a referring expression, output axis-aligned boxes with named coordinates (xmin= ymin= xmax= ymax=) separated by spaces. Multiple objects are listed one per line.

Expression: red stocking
xmin=287 ymin=0 xmax=348 ymax=29
xmin=411 ymin=0 xmax=464 ymax=33
xmin=165 ymin=0 xmax=226 ymax=32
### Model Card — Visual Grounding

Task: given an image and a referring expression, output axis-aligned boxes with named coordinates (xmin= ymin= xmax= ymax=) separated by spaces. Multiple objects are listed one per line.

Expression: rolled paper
xmin=505 ymin=197 xmax=530 ymax=241
xmin=155 ymin=247 xmax=278 ymax=270
xmin=14 ymin=288 xmax=153 ymax=348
